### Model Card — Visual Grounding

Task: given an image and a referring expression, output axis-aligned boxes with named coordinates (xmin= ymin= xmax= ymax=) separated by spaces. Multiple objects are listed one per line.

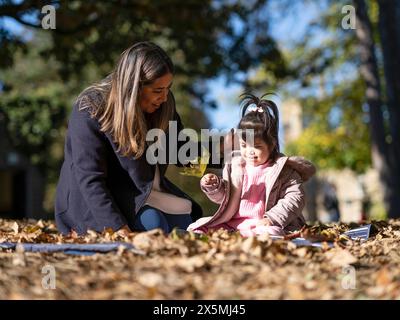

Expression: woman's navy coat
xmin=55 ymin=94 xmax=205 ymax=235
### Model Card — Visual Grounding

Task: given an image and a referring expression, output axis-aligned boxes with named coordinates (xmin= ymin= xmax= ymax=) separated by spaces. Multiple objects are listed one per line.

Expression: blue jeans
xmin=133 ymin=205 xmax=192 ymax=233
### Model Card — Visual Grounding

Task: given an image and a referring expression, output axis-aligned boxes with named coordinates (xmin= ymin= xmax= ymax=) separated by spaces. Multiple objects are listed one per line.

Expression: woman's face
xmin=140 ymin=73 xmax=173 ymax=113
xmin=239 ymin=137 xmax=270 ymax=166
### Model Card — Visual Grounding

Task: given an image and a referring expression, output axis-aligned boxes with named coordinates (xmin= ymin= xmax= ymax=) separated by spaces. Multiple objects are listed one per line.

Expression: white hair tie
xmin=247 ymin=105 xmax=264 ymax=113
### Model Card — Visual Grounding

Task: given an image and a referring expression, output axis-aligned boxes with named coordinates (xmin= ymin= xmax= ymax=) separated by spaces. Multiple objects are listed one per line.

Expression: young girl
xmin=187 ymin=93 xmax=316 ymax=237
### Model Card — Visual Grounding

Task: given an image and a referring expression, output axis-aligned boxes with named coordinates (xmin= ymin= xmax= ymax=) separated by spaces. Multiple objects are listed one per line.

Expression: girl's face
xmin=240 ymin=137 xmax=271 ymax=166
xmin=140 ymin=73 xmax=173 ymax=113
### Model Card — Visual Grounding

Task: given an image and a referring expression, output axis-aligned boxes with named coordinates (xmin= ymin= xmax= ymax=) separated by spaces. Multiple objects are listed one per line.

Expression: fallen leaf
xmin=376 ymin=268 xmax=391 ymax=286
xmin=325 ymin=248 xmax=357 ymax=267
xmin=138 ymin=272 xmax=163 ymax=287
xmin=11 ymin=222 xmax=19 ymax=235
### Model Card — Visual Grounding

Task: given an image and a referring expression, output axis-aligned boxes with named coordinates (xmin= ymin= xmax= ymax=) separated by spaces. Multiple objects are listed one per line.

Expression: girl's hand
xmin=256 ymin=218 xmax=272 ymax=227
xmin=201 ymin=173 xmax=219 ymax=188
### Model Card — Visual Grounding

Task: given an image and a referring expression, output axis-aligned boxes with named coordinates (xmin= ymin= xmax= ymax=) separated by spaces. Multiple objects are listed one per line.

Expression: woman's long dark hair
xmin=78 ymin=41 xmax=175 ymax=159
xmin=238 ymin=93 xmax=280 ymax=160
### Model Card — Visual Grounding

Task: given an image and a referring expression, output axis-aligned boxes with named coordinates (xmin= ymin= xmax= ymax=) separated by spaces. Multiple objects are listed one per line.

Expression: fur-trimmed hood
xmin=285 ymin=156 xmax=316 ymax=182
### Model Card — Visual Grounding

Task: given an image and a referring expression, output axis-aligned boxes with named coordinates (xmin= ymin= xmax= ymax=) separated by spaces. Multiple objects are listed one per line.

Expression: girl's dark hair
xmin=238 ymin=93 xmax=280 ymax=160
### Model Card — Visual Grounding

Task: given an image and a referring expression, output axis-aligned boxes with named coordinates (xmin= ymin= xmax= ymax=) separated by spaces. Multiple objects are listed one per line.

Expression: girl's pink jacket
xmin=187 ymin=154 xmax=316 ymax=234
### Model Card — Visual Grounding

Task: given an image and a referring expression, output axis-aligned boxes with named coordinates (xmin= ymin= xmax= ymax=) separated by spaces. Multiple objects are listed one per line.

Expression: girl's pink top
xmin=203 ymin=160 xmax=274 ymax=236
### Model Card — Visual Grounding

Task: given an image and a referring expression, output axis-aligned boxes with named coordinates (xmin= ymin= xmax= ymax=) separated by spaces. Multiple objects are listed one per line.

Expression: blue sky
xmin=2 ymin=15 xmax=34 ymax=40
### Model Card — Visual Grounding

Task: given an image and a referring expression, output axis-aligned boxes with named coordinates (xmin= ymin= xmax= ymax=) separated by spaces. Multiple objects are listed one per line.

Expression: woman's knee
xmin=164 ymin=213 xmax=192 ymax=231
xmin=134 ymin=206 xmax=169 ymax=233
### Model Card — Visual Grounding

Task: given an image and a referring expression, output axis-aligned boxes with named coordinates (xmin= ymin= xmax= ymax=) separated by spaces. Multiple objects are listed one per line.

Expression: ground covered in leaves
xmin=0 ymin=219 xmax=399 ymax=299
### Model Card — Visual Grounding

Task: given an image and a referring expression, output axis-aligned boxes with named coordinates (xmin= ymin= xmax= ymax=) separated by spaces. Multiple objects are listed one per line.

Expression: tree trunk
xmin=377 ymin=0 xmax=400 ymax=218
xmin=354 ymin=0 xmax=400 ymax=218
xmin=378 ymin=0 xmax=400 ymax=150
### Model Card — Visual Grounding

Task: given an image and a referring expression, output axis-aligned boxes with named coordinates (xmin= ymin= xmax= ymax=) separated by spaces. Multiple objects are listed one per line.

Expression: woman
xmin=55 ymin=41 xmax=205 ymax=235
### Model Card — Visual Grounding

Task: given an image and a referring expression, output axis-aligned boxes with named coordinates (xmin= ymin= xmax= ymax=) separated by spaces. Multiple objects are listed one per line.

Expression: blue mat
xmin=0 ymin=225 xmax=372 ymax=254
xmin=0 ymin=242 xmax=144 ymax=256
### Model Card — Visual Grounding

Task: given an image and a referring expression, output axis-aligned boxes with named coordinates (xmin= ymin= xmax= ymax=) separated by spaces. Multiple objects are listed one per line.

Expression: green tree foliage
xmin=0 ymin=31 xmax=92 ymax=172
xmin=0 ymin=94 xmax=66 ymax=170
xmin=285 ymin=79 xmax=371 ymax=174
xmin=1 ymin=0 xmax=288 ymax=102
xmin=284 ymin=2 xmax=371 ymax=174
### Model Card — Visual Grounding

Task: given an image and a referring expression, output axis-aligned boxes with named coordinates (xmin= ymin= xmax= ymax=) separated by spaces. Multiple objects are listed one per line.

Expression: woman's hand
xmin=201 ymin=173 xmax=219 ymax=189
xmin=116 ymin=224 xmax=132 ymax=237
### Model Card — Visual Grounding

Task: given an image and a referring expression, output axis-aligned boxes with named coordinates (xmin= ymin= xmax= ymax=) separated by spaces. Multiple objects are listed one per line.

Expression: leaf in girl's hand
xmin=179 ymin=147 xmax=210 ymax=177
